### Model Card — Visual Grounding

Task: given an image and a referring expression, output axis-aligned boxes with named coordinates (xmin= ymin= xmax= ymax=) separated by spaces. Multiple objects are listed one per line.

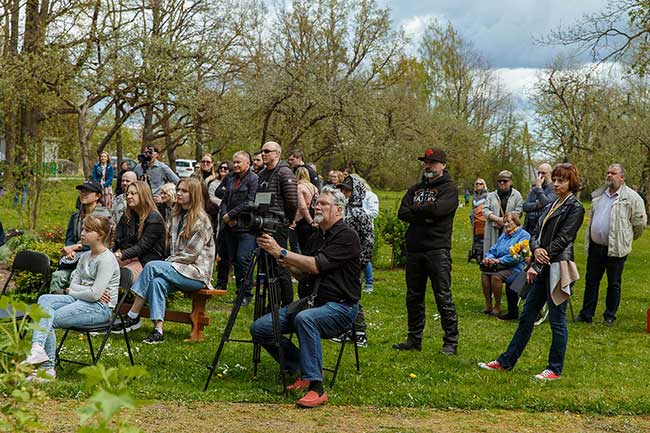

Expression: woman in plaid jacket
xmin=113 ymin=177 xmax=215 ymax=344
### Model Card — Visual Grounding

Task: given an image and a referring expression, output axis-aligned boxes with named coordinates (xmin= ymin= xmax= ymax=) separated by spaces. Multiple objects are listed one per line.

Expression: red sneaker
xmin=287 ymin=378 xmax=309 ymax=391
xmin=478 ymin=360 xmax=505 ymax=371
xmin=296 ymin=390 xmax=328 ymax=408
xmin=534 ymin=369 xmax=561 ymax=380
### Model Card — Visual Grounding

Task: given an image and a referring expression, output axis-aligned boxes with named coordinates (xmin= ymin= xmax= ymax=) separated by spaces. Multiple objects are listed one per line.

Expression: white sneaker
xmin=25 ymin=345 xmax=49 ymax=365
xmin=26 ymin=368 xmax=56 ymax=384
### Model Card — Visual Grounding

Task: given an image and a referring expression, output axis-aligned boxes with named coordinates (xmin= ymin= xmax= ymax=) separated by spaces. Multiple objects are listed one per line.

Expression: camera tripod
xmin=203 ymin=246 xmax=288 ymax=392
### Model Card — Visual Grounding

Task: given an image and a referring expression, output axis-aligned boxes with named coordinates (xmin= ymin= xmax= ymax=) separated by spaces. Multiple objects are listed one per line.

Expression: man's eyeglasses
xmin=497 ymin=179 xmax=510 ymax=184
xmin=261 ymin=149 xmax=276 ymax=154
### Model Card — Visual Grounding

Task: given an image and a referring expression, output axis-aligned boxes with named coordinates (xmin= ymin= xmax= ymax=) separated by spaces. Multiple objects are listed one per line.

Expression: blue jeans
xmin=131 ymin=261 xmax=204 ymax=321
xmin=250 ymin=302 xmax=359 ymax=381
xmin=497 ymin=268 xmax=569 ymax=375
xmin=32 ymin=294 xmax=112 ymax=369
xmin=223 ymin=229 xmax=256 ymax=297
xmin=363 ymin=262 xmax=374 ymax=288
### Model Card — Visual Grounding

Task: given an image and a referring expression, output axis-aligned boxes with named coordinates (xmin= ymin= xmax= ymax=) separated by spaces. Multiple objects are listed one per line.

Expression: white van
xmin=175 ymin=159 xmax=196 ymax=178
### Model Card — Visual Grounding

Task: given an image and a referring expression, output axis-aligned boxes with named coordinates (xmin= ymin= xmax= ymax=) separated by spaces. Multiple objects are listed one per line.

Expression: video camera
xmin=235 ymin=192 xmax=288 ymax=235
xmin=137 ymin=147 xmax=154 ymax=173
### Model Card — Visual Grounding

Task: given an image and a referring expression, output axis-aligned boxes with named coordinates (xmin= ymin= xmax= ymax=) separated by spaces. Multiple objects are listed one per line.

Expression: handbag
xmin=286 ymin=277 xmax=320 ymax=315
xmin=509 ymin=269 xmax=532 ymax=298
xmin=479 ymin=262 xmax=508 ymax=273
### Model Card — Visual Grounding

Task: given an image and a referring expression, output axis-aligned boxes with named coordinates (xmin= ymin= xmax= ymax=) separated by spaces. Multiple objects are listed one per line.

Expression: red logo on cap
xmin=425 ymin=148 xmax=433 ymax=157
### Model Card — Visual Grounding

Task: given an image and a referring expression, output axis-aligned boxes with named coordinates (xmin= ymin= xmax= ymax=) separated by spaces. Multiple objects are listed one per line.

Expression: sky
xmin=378 ymin=0 xmax=611 ymax=106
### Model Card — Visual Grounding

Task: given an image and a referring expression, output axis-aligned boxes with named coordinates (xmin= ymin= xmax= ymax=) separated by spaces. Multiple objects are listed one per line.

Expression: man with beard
xmin=393 ymin=148 xmax=459 ymax=355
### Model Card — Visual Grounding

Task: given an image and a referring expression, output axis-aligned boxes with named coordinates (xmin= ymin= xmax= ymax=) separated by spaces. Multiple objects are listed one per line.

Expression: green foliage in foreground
xmin=22 ymin=202 xmax=649 ymax=416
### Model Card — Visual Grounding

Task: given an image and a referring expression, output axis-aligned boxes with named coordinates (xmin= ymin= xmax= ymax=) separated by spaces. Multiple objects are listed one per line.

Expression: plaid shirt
xmin=167 ymin=210 xmax=215 ymax=288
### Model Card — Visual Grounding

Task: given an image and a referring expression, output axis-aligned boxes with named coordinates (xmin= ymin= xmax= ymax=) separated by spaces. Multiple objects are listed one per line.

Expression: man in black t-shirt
xmin=251 ymin=185 xmax=360 ymax=408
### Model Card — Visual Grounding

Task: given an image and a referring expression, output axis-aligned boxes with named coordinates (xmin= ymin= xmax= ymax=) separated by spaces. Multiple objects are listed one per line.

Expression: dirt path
xmin=38 ymin=401 xmax=650 ymax=433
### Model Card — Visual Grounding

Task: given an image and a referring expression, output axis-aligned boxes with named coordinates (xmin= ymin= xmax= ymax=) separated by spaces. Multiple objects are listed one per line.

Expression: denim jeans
xmin=250 ymin=302 xmax=359 ymax=381
xmin=578 ymin=241 xmax=627 ymax=321
xmin=32 ymin=294 xmax=112 ymax=369
xmin=497 ymin=267 xmax=569 ymax=375
xmin=223 ymin=228 xmax=256 ymax=297
xmin=363 ymin=262 xmax=374 ymax=288
xmin=131 ymin=260 xmax=204 ymax=321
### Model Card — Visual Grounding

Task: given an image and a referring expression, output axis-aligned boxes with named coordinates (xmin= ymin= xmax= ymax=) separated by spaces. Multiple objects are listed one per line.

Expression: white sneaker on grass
xmin=25 ymin=345 xmax=49 ymax=365
xmin=26 ymin=368 xmax=56 ymax=384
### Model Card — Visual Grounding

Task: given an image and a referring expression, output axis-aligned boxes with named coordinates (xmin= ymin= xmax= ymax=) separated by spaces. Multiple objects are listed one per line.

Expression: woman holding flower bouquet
xmin=479 ymin=163 xmax=584 ymax=381
xmin=480 ymin=212 xmax=530 ymax=316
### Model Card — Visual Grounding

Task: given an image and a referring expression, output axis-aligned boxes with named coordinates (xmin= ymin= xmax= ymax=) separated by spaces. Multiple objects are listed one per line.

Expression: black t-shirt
xmin=298 ymin=219 xmax=361 ymax=306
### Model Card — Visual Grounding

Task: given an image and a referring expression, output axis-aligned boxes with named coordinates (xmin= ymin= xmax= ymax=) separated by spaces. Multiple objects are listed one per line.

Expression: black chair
xmin=324 ymin=320 xmax=361 ymax=388
xmin=0 ymin=250 xmax=51 ymax=322
xmin=55 ymin=268 xmax=135 ymax=367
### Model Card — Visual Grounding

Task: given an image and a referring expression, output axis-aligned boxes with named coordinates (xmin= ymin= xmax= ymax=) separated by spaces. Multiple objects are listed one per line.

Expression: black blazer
xmin=530 ymin=194 xmax=585 ymax=264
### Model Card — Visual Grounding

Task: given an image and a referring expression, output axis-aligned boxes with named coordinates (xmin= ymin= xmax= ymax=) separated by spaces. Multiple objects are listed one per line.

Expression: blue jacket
xmin=485 ymin=227 xmax=531 ymax=273
xmin=92 ymin=163 xmax=114 ymax=188
xmin=215 ymin=168 xmax=259 ymax=219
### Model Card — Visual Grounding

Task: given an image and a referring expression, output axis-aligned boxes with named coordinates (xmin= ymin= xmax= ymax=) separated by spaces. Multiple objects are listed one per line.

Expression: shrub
xmin=380 ymin=211 xmax=408 ymax=268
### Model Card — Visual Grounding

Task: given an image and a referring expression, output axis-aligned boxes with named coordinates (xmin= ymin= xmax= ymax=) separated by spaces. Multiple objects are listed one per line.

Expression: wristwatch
xmin=278 ymin=249 xmax=288 ymax=260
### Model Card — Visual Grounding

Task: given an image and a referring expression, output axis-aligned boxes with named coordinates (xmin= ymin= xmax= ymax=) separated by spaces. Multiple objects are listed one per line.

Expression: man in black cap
xmin=50 ymin=180 xmax=112 ymax=293
xmin=393 ymin=148 xmax=460 ymax=355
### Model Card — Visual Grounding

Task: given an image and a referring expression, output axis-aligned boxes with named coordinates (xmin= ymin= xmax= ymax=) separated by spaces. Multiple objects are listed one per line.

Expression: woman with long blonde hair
xmin=113 ymin=181 xmax=166 ymax=283
xmin=294 ymin=166 xmax=318 ymax=249
xmin=114 ymin=177 xmax=215 ymax=344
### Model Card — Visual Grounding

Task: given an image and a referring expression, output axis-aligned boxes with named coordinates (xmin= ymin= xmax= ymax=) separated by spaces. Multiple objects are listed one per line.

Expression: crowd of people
xmin=17 ymin=143 xmax=648 ymax=407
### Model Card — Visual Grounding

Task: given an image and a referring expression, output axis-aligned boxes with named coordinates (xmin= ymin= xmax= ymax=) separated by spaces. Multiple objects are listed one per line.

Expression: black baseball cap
xmin=76 ymin=180 xmax=103 ymax=194
xmin=418 ymin=147 xmax=447 ymax=163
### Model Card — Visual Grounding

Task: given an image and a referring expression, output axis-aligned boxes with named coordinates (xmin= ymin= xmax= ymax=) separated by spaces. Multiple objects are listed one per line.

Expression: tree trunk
xmin=78 ymin=104 xmax=92 ymax=178
xmin=115 ymin=103 xmax=123 ymax=167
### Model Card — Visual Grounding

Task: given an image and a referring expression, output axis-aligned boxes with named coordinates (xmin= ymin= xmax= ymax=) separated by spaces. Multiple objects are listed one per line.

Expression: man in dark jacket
xmin=523 ymin=163 xmax=556 ymax=236
xmin=215 ymin=151 xmax=259 ymax=304
xmin=257 ymin=141 xmax=298 ymax=305
xmin=393 ymin=148 xmax=459 ymax=355
xmin=287 ymin=149 xmax=320 ymax=189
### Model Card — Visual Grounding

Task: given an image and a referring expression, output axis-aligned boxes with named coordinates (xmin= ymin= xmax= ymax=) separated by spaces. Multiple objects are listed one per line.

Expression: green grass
xmin=4 ymin=183 xmax=650 ymax=414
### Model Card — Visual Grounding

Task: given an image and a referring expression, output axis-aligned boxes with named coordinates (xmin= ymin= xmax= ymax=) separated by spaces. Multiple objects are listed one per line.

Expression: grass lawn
xmin=2 ymin=179 xmax=650 ymax=415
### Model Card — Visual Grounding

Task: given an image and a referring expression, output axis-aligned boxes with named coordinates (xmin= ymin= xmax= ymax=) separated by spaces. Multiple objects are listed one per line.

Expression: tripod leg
xmin=263 ymin=252 xmax=288 ymax=394
xmin=204 ymin=250 xmax=260 ymax=392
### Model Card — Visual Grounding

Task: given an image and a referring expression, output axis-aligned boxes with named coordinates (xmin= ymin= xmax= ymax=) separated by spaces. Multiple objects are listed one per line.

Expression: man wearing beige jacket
xmin=576 ymin=164 xmax=647 ymax=325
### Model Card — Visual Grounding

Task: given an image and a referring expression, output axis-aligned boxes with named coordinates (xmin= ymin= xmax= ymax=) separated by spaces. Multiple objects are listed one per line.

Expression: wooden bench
xmin=120 ymin=289 xmax=228 ymax=341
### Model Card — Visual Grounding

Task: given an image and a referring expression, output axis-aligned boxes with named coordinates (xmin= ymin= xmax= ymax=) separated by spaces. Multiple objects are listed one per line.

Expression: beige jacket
xmin=584 ymin=184 xmax=647 ymax=258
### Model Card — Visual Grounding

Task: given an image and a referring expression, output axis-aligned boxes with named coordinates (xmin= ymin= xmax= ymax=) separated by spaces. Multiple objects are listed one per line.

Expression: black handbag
xmin=286 ymin=277 xmax=320 ymax=315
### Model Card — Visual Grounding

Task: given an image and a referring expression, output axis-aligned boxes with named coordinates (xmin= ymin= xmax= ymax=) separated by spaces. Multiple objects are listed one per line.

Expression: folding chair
xmin=55 ymin=269 xmax=135 ymax=367
xmin=324 ymin=319 xmax=361 ymax=388
xmin=0 ymin=250 xmax=51 ymax=322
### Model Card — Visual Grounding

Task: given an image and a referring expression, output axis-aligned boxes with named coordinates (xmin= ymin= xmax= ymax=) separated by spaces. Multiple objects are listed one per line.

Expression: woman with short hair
xmin=479 ymin=163 xmax=584 ymax=380
xmin=480 ymin=212 xmax=530 ymax=316
xmin=115 ymin=177 xmax=215 ymax=344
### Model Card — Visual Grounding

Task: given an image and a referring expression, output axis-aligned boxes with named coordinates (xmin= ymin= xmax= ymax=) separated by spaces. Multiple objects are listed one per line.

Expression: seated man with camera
xmin=251 ymin=186 xmax=361 ymax=408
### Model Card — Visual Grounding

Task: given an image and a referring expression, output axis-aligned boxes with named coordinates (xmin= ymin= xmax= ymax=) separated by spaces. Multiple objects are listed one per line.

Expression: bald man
xmin=522 ymin=163 xmax=556 ymax=237
xmin=112 ymin=170 xmax=138 ymax=223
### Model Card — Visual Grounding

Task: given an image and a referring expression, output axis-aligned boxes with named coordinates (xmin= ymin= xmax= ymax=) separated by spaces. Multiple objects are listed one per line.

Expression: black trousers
xmin=404 ymin=249 xmax=458 ymax=348
xmin=579 ymin=241 xmax=627 ymax=321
